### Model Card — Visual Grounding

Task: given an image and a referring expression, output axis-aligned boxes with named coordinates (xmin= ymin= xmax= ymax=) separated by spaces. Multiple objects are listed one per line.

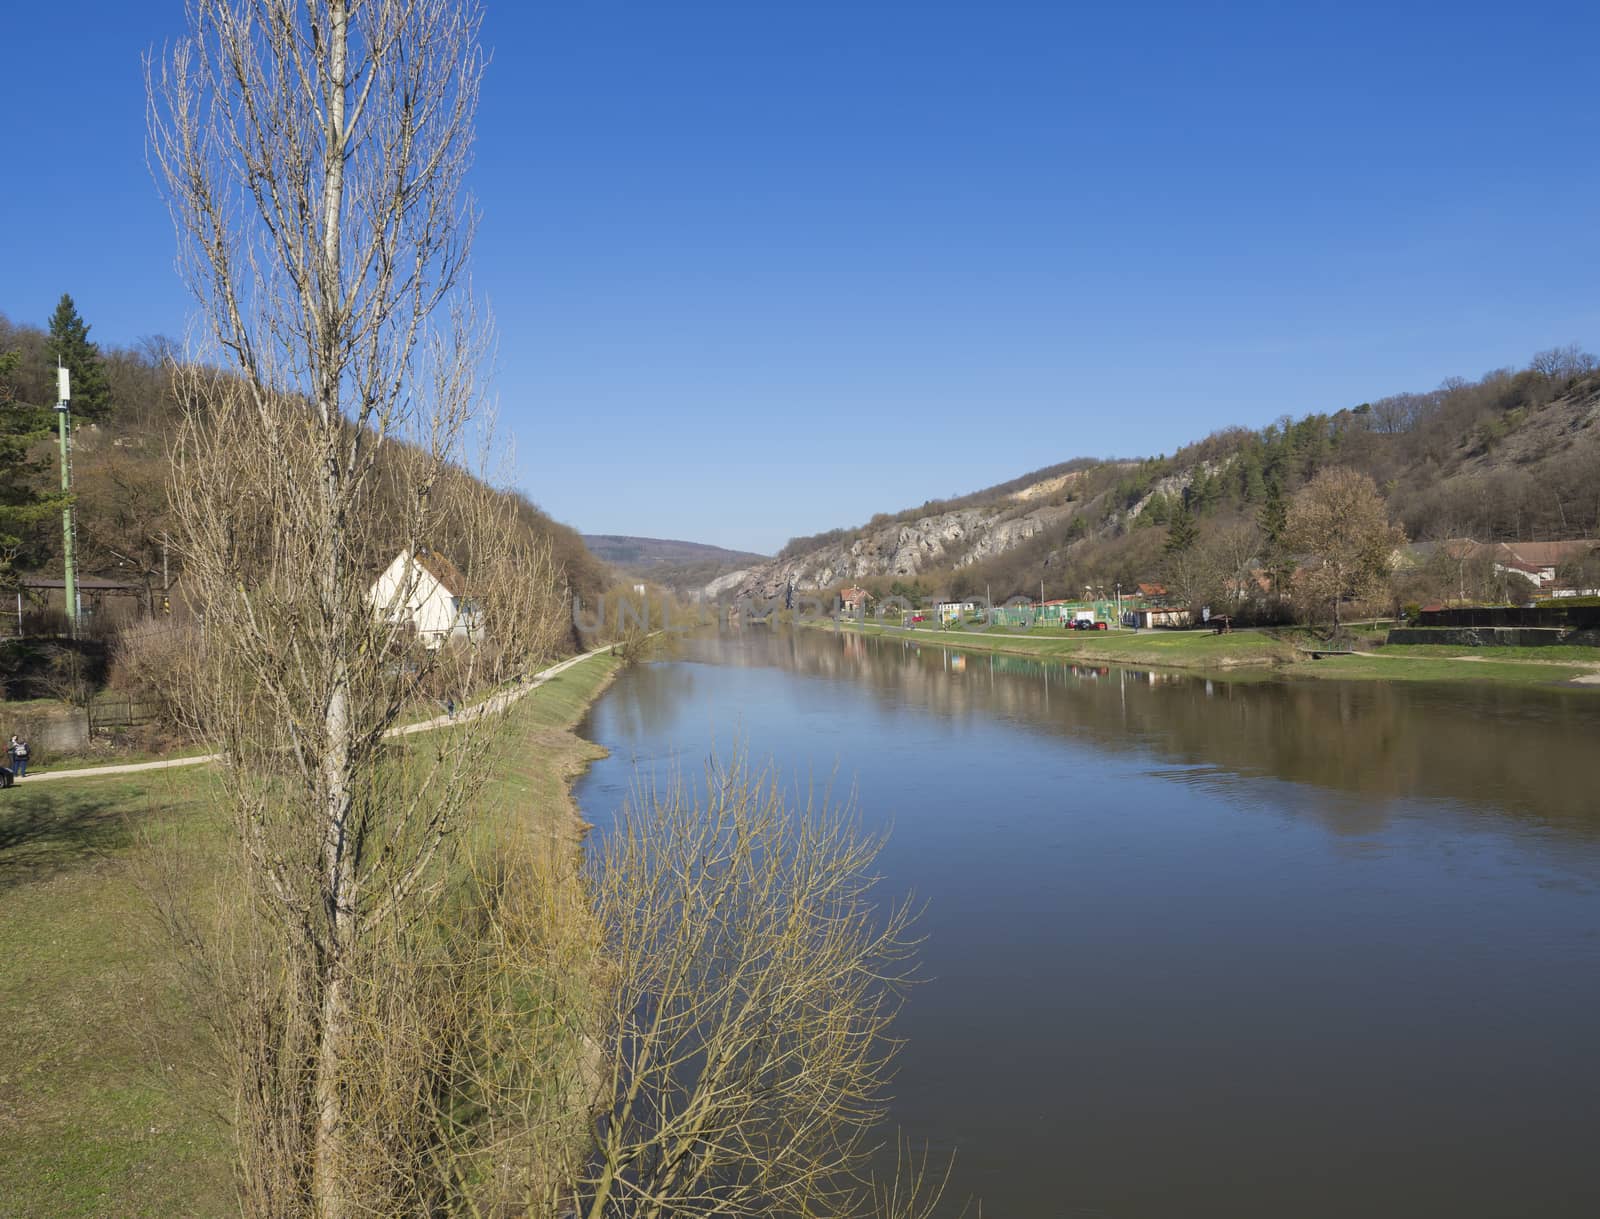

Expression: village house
xmin=838 ymin=585 xmax=873 ymax=613
xmin=368 ymin=547 xmax=481 ymax=648
xmin=1493 ymin=558 xmax=1553 ymax=590
xmin=1395 ymin=538 xmax=1599 ymax=597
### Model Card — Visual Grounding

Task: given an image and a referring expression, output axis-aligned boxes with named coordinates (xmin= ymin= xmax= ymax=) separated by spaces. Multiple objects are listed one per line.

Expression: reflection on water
xmin=574 ymin=626 xmax=1600 ymax=1219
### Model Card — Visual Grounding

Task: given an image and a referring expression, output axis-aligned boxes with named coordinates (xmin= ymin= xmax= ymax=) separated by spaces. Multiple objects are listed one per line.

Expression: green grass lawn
xmin=0 ymin=650 xmax=621 ymax=1217
xmin=0 ymin=767 xmax=234 ymax=1219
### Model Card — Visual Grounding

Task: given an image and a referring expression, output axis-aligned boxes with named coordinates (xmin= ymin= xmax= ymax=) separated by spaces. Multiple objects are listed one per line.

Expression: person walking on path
xmin=8 ymin=735 xmax=28 ymax=778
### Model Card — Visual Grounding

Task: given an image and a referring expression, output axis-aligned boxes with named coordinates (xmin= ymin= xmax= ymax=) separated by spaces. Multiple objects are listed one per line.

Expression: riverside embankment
xmin=805 ymin=618 xmax=1600 ymax=688
xmin=0 ymin=648 xmax=622 ymax=1217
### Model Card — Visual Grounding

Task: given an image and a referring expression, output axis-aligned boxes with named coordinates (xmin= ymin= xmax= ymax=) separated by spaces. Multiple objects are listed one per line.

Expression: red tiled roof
xmin=413 ymin=548 xmax=466 ymax=594
xmin=1500 ymin=540 xmax=1596 ymax=567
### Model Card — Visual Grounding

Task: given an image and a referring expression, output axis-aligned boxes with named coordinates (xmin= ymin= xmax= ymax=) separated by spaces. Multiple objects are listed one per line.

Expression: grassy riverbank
xmin=0 ymin=651 xmax=621 ymax=1218
xmin=1285 ymin=649 xmax=1599 ymax=688
xmin=813 ymin=619 xmax=1600 ymax=688
xmin=816 ymin=619 xmax=1295 ymax=667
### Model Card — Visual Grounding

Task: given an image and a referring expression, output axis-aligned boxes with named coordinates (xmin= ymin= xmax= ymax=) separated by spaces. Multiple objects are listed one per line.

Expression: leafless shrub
xmin=108 ymin=618 xmax=198 ymax=729
xmin=451 ymin=755 xmax=950 ymax=1219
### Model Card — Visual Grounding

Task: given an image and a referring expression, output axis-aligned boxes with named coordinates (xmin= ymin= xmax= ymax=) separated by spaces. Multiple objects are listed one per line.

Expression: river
xmin=572 ymin=625 xmax=1600 ymax=1218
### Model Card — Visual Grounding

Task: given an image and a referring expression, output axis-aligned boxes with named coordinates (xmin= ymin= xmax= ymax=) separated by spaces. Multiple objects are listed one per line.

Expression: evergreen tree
xmin=1238 ymin=450 xmax=1267 ymax=503
xmin=1257 ymin=480 xmax=1289 ymax=596
xmin=1165 ymin=500 xmax=1199 ymax=555
xmin=1187 ymin=468 xmax=1220 ymax=514
xmin=0 ymin=349 xmax=66 ymax=586
xmin=1258 ymin=480 xmax=1288 ymax=548
xmin=44 ymin=293 xmax=112 ymax=421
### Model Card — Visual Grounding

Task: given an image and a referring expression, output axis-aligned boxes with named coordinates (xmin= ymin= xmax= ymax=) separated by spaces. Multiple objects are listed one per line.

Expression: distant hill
xmin=584 ymin=535 xmax=768 ymax=597
xmin=730 ymin=346 xmax=1600 ymax=609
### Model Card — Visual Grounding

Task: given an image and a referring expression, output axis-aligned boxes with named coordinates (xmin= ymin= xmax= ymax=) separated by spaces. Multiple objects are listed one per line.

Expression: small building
xmin=368 ymin=547 xmax=481 ymax=648
xmin=838 ymin=585 xmax=873 ymax=613
xmin=936 ymin=599 xmax=977 ymax=623
xmin=1493 ymin=559 xmax=1554 ymax=589
xmin=1124 ymin=605 xmax=1192 ymax=629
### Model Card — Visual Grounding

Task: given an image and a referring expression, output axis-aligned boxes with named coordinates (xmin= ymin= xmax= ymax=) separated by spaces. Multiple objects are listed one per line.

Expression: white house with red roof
xmin=368 ymin=547 xmax=481 ymax=648
xmin=838 ymin=585 xmax=874 ymax=613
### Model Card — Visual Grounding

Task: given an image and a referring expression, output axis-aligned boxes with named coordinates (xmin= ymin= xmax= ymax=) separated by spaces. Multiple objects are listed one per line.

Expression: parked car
xmin=1073 ymin=618 xmax=1108 ymax=631
xmin=0 ymin=766 xmax=13 ymax=789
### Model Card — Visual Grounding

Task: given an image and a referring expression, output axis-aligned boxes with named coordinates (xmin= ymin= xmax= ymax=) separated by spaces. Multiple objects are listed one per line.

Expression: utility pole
xmin=55 ymin=365 xmax=79 ymax=636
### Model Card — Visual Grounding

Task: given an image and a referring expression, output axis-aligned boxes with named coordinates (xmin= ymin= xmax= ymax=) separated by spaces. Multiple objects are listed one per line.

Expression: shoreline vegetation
xmin=804 ymin=618 xmax=1600 ymax=689
xmin=0 ymin=649 xmax=622 ymax=1218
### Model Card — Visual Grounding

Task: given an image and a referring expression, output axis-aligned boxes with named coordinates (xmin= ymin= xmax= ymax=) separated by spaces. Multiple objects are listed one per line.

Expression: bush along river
xmin=573 ymin=624 xmax=1600 ymax=1218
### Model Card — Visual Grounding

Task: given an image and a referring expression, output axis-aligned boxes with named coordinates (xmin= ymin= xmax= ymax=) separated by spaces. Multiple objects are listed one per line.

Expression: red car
xmin=1072 ymin=618 xmax=1109 ymax=631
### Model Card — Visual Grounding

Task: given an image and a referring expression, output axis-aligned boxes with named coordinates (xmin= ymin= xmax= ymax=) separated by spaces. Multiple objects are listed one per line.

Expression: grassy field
xmin=0 ymin=651 xmax=621 ymax=1218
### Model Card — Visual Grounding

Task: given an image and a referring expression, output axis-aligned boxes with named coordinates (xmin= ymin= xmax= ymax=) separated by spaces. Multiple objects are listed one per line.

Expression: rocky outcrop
xmin=707 ymin=500 xmax=1077 ymax=600
xmin=1124 ymin=458 xmax=1232 ymax=523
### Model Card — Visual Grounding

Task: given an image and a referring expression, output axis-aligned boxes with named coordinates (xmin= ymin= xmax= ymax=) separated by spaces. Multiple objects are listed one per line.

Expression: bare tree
xmin=447 ymin=758 xmax=945 ymax=1219
xmin=1530 ymin=343 xmax=1599 ymax=381
xmin=1206 ymin=518 xmax=1262 ymax=607
xmin=1285 ymin=468 xmax=1406 ymax=632
xmin=148 ymin=3 xmax=568 ymax=1215
xmin=1367 ymin=392 xmax=1431 ymax=436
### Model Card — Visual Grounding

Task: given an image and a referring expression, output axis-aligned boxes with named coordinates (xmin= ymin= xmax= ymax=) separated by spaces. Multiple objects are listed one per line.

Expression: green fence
xmin=978 ymin=600 xmax=1120 ymax=628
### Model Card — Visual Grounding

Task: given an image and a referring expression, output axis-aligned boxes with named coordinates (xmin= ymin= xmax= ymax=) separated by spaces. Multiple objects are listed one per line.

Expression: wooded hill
xmin=583 ymin=534 xmax=768 ymax=597
xmin=738 ymin=344 xmax=1600 ymax=607
xmin=0 ymin=305 xmax=611 ymax=631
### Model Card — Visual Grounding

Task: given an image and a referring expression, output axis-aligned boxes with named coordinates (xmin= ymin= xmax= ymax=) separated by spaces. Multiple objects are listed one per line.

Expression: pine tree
xmin=44 ymin=293 xmax=112 ymax=421
xmin=1238 ymin=450 xmax=1267 ymax=503
xmin=0 ymin=349 xmax=66 ymax=586
xmin=1165 ymin=500 xmax=1199 ymax=555
xmin=1257 ymin=480 xmax=1289 ymax=597
xmin=1258 ymin=480 xmax=1287 ymax=547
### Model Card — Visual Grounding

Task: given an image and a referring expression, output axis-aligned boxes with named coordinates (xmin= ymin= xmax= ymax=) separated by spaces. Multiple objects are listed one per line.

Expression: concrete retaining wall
xmin=4 ymin=707 xmax=89 ymax=759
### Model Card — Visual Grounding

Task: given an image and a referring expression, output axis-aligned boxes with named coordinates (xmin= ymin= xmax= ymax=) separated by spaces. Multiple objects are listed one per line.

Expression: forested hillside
xmin=583 ymin=534 xmax=767 ymax=597
xmin=735 ymin=344 xmax=1600 ymax=608
xmin=0 ymin=303 xmax=610 ymax=625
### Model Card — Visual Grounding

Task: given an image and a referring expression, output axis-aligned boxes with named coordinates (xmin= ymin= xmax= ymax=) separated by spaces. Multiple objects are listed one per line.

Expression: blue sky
xmin=6 ymin=1 xmax=1599 ymax=554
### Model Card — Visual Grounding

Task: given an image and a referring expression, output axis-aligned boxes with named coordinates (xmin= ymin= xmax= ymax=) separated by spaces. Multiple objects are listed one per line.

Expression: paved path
xmin=11 ymin=646 xmax=616 ymax=787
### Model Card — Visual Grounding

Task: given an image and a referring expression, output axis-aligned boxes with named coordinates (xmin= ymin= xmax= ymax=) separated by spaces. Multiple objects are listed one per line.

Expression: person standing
xmin=8 ymin=735 xmax=27 ymax=778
